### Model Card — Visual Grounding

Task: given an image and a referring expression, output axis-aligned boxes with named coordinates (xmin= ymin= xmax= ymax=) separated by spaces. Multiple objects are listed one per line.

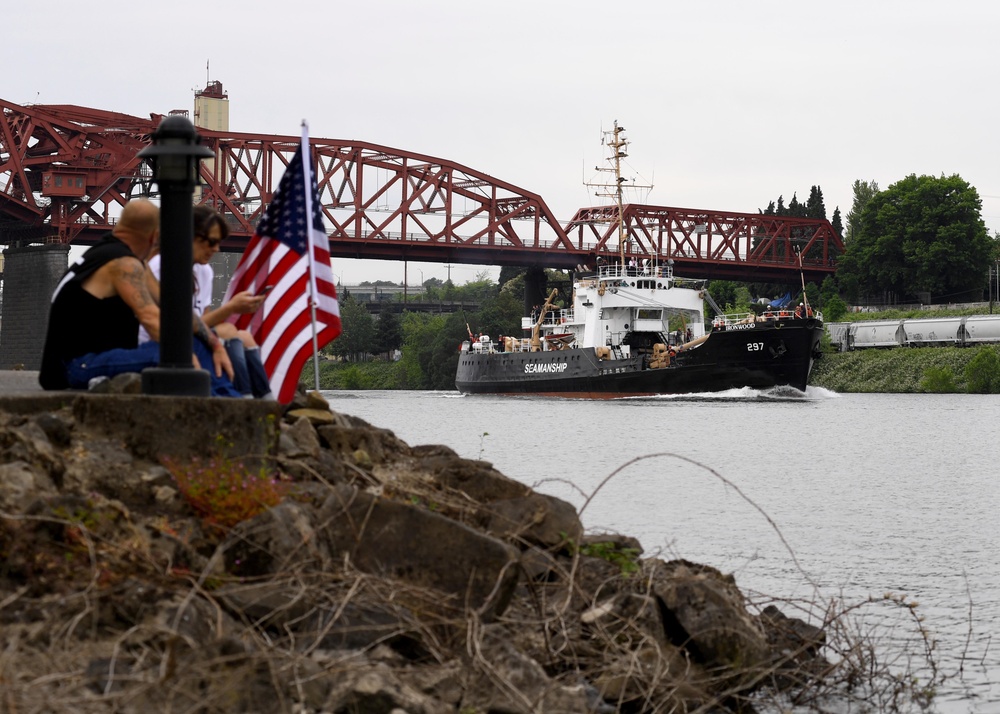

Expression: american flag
xmin=223 ymin=128 xmax=341 ymax=403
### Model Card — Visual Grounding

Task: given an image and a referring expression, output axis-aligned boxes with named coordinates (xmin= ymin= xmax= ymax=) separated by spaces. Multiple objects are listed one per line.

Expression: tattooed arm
xmin=110 ymin=256 xmax=161 ymax=341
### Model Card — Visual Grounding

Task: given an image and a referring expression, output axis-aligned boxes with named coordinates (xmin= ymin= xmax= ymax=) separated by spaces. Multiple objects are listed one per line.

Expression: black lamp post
xmin=137 ymin=115 xmax=214 ymax=396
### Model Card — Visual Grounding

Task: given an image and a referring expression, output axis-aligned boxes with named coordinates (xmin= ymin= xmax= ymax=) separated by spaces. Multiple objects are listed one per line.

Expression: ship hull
xmin=456 ymin=319 xmax=823 ymax=397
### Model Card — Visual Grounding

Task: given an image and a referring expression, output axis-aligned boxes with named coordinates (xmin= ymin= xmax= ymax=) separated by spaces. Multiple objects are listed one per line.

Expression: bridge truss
xmin=1 ymin=98 xmax=842 ymax=282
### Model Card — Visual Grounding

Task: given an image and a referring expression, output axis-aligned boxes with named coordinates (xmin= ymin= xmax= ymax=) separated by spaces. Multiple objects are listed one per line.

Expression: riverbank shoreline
xmin=810 ymin=344 xmax=1000 ymax=392
xmin=0 ymin=388 xmax=944 ymax=712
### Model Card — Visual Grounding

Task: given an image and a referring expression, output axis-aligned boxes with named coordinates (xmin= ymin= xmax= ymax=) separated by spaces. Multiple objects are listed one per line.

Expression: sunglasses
xmin=197 ymin=235 xmax=222 ymax=248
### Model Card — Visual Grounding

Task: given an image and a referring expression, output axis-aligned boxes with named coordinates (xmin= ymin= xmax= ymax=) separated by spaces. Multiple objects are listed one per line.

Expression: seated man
xmin=39 ymin=199 xmax=237 ymax=395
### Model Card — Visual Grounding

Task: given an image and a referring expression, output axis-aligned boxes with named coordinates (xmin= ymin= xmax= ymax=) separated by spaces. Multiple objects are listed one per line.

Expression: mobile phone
xmin=257 ymin=285 xmax=274 ymax=296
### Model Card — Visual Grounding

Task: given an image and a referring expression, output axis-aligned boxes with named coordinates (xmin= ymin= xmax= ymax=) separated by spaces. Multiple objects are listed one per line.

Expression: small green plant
xmin=964 ymin=347 xmax=1000 ymax=393
xmin=919 ymin=365 xmax=958 ymax=393
xmin=162 ymin=454 xmax=289 ymax=531
xmin=578 ymin=540 xmax=641 ymax=575
xmin=478 ymin=431 xmax=489 ymax=460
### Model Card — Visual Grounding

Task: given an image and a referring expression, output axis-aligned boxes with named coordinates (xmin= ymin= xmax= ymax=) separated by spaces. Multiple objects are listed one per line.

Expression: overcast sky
xmin=8 ymin=0 xmax=999 ymax=285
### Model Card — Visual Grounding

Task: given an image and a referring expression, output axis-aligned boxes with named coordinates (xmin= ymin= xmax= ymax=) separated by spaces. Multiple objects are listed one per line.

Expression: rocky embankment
xmin=0 ymin=389 xmax=829 ymax=713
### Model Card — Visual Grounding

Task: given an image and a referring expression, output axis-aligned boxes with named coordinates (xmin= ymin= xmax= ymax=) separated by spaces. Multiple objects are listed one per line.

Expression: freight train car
xmin=901 ymin=317 xmax=964 ymax=346
xmin=849 ymin=320 xmax=905 ymax=349
xmin=826 ymin=322 xmax=853 ymax=352
xmin=827 ymin=315 xmax=1000 ymax=351
xmin=961 ymin=316 xmax=1000 ymax=345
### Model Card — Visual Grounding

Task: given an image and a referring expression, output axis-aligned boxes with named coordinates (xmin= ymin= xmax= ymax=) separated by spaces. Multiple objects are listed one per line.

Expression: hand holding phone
xmin=257 ymin=285 xmax=274 ymax=297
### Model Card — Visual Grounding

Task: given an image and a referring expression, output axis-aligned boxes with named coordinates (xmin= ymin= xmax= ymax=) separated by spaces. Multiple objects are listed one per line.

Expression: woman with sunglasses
xmin=140 ymin=205 xmax=273 ymax=399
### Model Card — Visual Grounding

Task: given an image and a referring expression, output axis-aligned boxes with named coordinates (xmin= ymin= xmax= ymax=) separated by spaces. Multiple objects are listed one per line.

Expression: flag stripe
xmin=222 ymin=130 xmax=341 ymax=403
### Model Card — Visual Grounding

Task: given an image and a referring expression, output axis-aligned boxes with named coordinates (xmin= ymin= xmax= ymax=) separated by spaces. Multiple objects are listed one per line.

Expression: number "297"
xmin=747 ymin=342 xmax=764 ymax=352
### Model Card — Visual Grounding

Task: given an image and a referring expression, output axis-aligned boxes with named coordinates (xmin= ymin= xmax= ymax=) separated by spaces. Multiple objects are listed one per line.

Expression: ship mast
xmin=586 ymin=121 xmax=652 ymax=267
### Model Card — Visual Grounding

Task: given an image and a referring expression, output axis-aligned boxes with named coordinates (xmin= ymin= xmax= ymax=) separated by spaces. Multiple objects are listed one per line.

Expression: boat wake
xmin=632 ymin=385 xmax=838 ymax=402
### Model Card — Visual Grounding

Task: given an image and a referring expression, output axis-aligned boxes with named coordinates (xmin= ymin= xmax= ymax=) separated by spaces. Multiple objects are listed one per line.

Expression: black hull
xmin=455 ymin=319 xmax=823 ymax=397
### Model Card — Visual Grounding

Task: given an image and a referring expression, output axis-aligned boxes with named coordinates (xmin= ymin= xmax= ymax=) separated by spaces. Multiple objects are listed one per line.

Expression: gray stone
xmin=0 ymin=460 xmax=56 ymax=513
xmin=280 ymin=415 xmax=321 ymax=459
xmin=481 ymin=492 xmax=582 ymax=549
xmin=317 ymin=422 xmax=411 ymax=464
xmin=223 ymin=500 xmax=332 ymax=577
xmin=651 ymin=560 xmax=768 ymax=674
xmin=318 ymin=485 xmax=520 ymax=619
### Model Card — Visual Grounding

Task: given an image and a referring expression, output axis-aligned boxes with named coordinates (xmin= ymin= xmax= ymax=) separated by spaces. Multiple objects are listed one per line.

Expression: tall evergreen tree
xmin=831 ymin=207 xmax=844 ymax=239
xmin=787 ymin=193 xmax=802 ymax=217
xmin=806 ymin=186 xmax=826 ymax=220
xmin=845 ymin=179 xmax=879 ymax=245
xmin=372 ymin=304 xmax=403 ymax=360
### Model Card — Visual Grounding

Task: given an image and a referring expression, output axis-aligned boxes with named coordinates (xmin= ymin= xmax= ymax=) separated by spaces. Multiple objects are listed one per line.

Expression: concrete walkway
xmin=0 ymin=370 xmax=42 ymax=395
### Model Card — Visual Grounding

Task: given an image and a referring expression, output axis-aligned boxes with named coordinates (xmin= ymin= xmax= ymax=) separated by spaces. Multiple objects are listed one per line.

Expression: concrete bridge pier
xmin=0 ymin=245 xmax=70 ymax=370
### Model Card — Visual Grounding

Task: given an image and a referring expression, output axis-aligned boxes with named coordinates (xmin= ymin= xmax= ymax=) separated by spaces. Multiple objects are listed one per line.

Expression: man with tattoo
xmin=39 ymin=199 xmax=237 ymax=395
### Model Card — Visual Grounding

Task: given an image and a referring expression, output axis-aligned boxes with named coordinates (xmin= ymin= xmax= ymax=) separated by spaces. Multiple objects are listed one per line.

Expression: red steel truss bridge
xmin=0 ymin=98 xmax=843 ymax=283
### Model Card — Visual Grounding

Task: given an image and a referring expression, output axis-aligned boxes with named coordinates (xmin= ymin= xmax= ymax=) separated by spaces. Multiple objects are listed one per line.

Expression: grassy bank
xmin=303 ymin=360 xmax=408 ymax=391
xmin=810 ymin=344 xmax=1000 ymax=393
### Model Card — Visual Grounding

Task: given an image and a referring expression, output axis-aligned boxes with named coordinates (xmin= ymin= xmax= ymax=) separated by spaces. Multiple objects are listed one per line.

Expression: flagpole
xmin=300 ymin=120 xmax=322 ymax=392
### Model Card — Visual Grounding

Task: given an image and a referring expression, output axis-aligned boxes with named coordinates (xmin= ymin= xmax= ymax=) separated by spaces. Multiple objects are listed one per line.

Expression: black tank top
xmin=39 ymin=234 xmax=142 ymax=389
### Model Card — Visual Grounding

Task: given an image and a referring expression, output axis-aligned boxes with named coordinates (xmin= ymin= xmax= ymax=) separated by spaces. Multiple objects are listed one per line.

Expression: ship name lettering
xmin=524 ymin=362 xmax=569 ymax=374
xmin=727 ymin=323 xmax=756 ymax=331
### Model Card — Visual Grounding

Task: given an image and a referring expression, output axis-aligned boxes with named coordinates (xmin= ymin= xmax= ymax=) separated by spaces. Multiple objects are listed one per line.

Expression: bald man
xmin=39 ymin=199 xmax=235 ymax=393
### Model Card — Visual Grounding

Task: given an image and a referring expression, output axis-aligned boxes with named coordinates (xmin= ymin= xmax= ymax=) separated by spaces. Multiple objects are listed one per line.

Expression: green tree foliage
xmin=706 ymin=280 xmax=739 ymax=315
xmin=840 ymin=174 xmax=991 ymax=303
xmin=831 ymin=207 xmax=844 ymax=240
xmin=920 ymin=366 xmax=958 ymax=393
xmin=498 ymin=266 xmax=525 ymax=290
xmin=822 ymin=294 xmax=848 ymax=322
xmin=727 ymin=285 xmax=754 ymax=315
xmin=964 ymin=347 xmax=1000 ymax=393
xmin=476 ymin=288 xmax=523 ymax=341
xmin=845 ymin=179 xmax=879 ymax=245
xmin=327 ymin=294 xmax=375 ymax=362
xmin=372 ymin=304 xmax=403 ymax=360
xmin=399 ymin=312 xmax=468 ymax=389
xmin=805 ymin=186 xmax=826 ymax=220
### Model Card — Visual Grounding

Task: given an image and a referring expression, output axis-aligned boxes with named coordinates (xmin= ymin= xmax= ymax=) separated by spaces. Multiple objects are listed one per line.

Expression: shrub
xmin=920 ymin=366 xmax=958 ymax=393
xmin=822 ymin=294 xmax=848 ymax=322
xmin=339 ymin=364 xmax=366 ymax=389
xmin=964 ymin=347 xmax=1000 ymax=393
xmin=162 ymin=455 xmax=289 ymax=530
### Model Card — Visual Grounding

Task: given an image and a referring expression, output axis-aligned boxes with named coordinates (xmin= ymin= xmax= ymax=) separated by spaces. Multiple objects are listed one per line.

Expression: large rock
xmin=317 ymin=484 xmax=520 ymax=619
xmin=460 ymin=634 xmax=592 ymax=714
xmin=480 ymin=492 xmax=583 ymax=550
xmin=223 ymin=500 xmax=333 ymax=576
xmin=650 ymin=560 xmax=768 ymax=677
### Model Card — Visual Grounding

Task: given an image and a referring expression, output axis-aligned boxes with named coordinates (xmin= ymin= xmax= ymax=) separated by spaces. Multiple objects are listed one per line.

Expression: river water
xmin=322 ymin=388 xmax=999 ymax=712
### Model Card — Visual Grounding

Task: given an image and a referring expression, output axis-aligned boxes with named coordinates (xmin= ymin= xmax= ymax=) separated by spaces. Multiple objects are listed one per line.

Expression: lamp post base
xmin=142 ymin=367 xmax=211 ymax=397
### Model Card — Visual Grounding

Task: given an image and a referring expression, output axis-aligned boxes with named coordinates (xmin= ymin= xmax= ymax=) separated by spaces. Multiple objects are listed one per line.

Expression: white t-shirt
xmin=138 ymin=256 xmax=215 ymax=344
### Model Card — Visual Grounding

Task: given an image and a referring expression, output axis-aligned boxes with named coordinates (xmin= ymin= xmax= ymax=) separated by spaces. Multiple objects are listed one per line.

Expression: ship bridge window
xmin=637 ymin=279 xmax=657 ymax=290
xmin=637 ymin=308 xmax=662 ymax=320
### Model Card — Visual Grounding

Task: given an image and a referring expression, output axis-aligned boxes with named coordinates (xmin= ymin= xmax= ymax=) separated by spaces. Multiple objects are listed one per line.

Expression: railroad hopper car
xmin=849 ymin=320 xmax=905 ymax=349
xmin=826 ymin=322 xmax=853 ymax=352
xmin=826 ymin=315 xmax=1000 ymax=351
xmin=961 ymin=316 xmax=1000 ymax=345
xmin=901 ymin=317 xmax=964 ymax=346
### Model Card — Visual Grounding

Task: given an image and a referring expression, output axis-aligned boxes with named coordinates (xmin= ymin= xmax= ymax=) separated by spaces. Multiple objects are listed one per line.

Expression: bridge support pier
xmin=0 ymin=244 xmax=70 ymax=371
xmin=523 ymin=267 xmax=548 ymax=317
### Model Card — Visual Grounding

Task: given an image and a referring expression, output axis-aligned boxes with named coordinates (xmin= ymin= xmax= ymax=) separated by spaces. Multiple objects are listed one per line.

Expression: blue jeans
xmin=224 ymin=339 xmax=273 ymax=398
xmin=66 ymin=340 xmax=242 ymax=398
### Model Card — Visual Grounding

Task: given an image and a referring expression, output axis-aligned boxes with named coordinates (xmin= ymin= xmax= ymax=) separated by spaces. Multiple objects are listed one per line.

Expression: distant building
xmin=343 ymin=284 xmax=425 ymax=303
